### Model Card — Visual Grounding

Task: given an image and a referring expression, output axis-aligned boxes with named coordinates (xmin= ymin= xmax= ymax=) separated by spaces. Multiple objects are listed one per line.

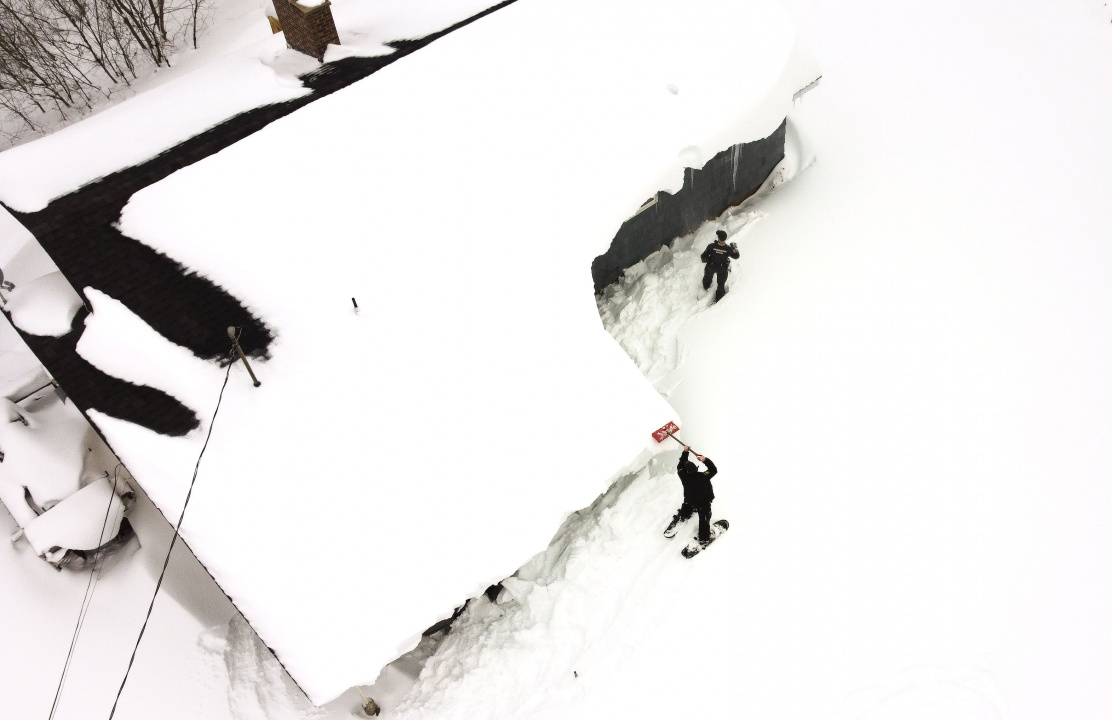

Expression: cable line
xmin=47 ymin=466 xmax=126 ymax=720
xmin=106 ymin=353 xmax=235 ymax=719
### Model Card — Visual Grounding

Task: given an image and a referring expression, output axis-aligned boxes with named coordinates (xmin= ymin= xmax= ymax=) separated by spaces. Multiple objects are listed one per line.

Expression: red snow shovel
xmin=653 ymin=421 xmax=693 ymax=452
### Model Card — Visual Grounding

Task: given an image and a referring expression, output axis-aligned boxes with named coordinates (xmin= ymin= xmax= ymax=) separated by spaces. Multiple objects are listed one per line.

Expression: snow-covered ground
xmin=4 ymin=0 xmax=1112 ymax=719
xmin=542 ymin=2 xmax=1112 ymax=719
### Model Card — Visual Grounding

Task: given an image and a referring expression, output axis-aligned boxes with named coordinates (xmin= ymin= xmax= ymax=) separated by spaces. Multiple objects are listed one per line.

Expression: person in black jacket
xmin=664 ymin=445 xmax=718 ymax=544
xmin=700 ymin=229 xmax=740 ymax=302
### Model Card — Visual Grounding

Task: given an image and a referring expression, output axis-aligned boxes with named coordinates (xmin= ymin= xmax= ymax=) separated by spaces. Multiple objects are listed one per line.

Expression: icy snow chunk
xmin=5 ymin=272 xmax=84 ymax=337
xmin=678 ymin=145 xmax=704 ymax=168
xmin=322 ymin=42 xmax=394 ymax=63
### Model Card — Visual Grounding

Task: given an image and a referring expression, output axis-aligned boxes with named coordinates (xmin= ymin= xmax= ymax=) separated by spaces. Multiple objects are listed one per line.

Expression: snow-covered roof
xmin=2 ymin=0 xmax=817 ymax=705
xmin=0 ymin=55 xmax=312 ymax=213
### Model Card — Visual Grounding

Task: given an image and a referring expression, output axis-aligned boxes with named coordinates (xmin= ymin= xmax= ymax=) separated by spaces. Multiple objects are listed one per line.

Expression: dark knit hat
xmin=716 ymin=230 xmax=727 ymax=241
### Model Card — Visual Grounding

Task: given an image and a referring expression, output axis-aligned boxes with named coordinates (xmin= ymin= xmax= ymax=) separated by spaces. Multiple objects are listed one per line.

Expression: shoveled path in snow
xmin=596 ymin=211 xmax=766 ymax=388
xmin=3 ymin=0 xmax=518 ymax=437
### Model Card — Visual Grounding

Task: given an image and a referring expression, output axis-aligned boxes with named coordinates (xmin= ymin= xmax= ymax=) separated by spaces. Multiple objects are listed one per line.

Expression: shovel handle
xmin=668 ymin=432 xmax=705 ymax=459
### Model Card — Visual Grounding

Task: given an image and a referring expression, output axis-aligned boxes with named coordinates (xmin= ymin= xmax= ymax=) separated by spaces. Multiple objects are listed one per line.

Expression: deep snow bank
xmin=212 ymin=457 xmax=699 ymax=720
xmin=41 ymin=0 xmax=817 ymax=704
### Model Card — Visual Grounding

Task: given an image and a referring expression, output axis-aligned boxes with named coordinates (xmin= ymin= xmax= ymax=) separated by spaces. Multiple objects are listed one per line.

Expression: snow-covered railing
xmin=0 ymin=321 xmax=135 ymax=570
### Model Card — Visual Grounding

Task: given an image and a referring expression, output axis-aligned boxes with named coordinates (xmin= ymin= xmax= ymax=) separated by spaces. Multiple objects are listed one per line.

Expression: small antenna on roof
xmin=227 ymin=327 xmax=261 ymax=387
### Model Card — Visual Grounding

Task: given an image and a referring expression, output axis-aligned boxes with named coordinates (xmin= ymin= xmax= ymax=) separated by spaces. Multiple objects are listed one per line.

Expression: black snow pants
xmin=702 ymin=264 xmax=729 ymax=301
xmin=674 ymin=501 xmax=713 ymax=542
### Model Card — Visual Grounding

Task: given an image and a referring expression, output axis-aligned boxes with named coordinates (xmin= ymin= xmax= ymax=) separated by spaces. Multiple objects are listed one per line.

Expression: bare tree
xmin=0 ymin=0 xmax=210 ymax=140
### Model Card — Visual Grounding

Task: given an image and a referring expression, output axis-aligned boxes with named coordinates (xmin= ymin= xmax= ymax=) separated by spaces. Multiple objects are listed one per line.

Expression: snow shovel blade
xmin=652 ymin=421 xmax=681 ymax=443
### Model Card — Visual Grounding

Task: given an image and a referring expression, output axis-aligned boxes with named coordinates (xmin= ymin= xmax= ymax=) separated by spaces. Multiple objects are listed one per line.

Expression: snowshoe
xmin=681 ymin=519 xmax=729 ymax=558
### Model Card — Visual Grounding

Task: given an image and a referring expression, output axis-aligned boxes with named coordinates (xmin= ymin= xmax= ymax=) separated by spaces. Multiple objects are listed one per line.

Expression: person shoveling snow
xmin=700 ymin=229 xmax=740 ymax=302
xmin=664 ymin=445 xmax=729 ymax=558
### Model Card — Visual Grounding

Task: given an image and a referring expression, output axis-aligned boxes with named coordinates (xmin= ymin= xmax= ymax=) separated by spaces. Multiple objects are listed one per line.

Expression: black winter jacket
xmin=678 ymin=450 xmax=716 ymax=505
xmin=701 ymin=241 xmax=740 ymax=269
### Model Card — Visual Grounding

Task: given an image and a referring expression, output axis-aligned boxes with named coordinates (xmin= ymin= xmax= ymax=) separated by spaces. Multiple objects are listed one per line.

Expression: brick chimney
xmin=272 ymin=0 xmax=340 ymax=61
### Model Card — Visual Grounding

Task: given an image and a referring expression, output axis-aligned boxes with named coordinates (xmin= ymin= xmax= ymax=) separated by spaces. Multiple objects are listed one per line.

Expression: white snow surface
xmin=5 ymin=272 xmax=85 ymax=337
xmin=0 ymin=210 xmax=86 ymax=336
xmin=3 ymin=0 xmax=1112 ymax=719
xmin=77 ymin=0 xmax=820 ymax=703
xmin=524 ymin=2 xmax=1112 ymax=719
